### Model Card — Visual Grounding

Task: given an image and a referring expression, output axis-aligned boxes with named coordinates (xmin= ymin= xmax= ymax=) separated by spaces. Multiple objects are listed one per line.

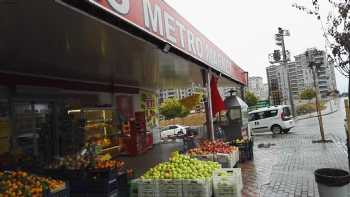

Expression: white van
xmin=248 ymin=105 xmax=295 ymax=134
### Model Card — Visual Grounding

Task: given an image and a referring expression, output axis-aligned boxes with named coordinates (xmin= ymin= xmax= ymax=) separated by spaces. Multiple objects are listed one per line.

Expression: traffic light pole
xmin=280 ymin=31 xmax=296 ymax=117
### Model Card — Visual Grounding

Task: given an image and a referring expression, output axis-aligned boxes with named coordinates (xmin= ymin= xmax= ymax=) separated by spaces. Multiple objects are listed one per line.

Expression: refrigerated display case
xmin=68 ymin=108 xmax=120 ymax=155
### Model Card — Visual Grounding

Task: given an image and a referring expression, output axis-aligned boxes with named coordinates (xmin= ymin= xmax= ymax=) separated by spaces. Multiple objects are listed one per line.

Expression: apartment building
xmin=266 ymin=64 xmax=288 ymax=105
xmin=266 ymin=49 xmax=337 ymax=104
xmin=261 ymin=83 xmax=269 ymax=100
xmin=294 ymin=49 xmax=337 ymax=97
xmin=159 ymin=88 xmax=194 ymax=102
xmin=248 ymin=76 xmax=268 ymax=100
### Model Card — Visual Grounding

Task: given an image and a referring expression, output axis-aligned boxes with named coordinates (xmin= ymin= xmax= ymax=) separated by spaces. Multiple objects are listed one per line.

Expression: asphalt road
xmin=253 ymin=97 xmax=347 ymax=141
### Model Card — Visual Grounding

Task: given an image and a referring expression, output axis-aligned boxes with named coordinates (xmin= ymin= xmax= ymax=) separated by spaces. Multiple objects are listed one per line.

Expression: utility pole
xmin=307 ymin=50 xmax=326 ymax=142
xmin=276 ymin=27 xmax=296 ymax=117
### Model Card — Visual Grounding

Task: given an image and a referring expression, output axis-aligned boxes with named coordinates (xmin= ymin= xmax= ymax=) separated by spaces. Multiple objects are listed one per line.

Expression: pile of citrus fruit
xmin=47 ymin=153 xmax=125 ymax=171
xmin=95 ymin=160 xmax=125 ymax=170
xmin=0 ymin=171 xmax=65 ymax=197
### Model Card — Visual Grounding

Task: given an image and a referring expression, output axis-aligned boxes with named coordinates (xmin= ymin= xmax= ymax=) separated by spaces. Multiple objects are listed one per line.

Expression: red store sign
xmin=89 ymin=0 xmax=247 ymax=85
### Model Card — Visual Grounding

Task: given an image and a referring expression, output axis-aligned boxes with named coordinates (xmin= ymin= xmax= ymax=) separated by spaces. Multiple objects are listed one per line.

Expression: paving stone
xmin=240 ymin=112 xmax=350 ymax=197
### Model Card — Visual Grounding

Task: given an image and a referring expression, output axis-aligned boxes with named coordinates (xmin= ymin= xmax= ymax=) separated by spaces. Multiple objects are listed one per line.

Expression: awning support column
xmin=202 ymin=69 xmax=215 ymax=141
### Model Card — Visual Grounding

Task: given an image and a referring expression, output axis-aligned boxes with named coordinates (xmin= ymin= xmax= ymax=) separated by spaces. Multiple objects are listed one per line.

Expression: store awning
xmin=0 ymin=0 xmax=245 ymax=92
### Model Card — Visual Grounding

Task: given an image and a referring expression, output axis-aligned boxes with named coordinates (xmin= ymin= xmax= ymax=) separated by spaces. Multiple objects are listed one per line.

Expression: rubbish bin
xmin=315 ymin=168 xmax=350 ymax=197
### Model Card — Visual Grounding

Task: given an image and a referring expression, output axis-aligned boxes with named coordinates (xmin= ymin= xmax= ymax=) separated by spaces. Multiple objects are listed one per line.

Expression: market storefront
xmin=0 ymin=0 xmax=248 ymax=196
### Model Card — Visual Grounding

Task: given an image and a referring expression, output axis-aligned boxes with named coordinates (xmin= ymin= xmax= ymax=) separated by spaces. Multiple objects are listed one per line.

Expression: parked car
xmin=248 ymin=105 xmax=295 ymax=134
xmin=160 ymin=125 xmax=189 ymax=139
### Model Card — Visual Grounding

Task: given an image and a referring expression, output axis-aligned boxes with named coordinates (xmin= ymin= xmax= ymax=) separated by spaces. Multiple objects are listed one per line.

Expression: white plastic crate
xmin=191 ymin=154 xmax=214 ymax=162
xmin=158 ymin=179 xmax=183 ymax=197
xmin=233 ymin=168 xmax=243 ymax=191
xmin=182 ymin=178 xmax=212 ymax=197
xmin=130 ymin=179 xmax=139 ymax=197
xmin=137 ymin=179 xmax=160 ymax=197
xmin=213 ymin=168 xmax=242 ymax=197
xmin=230 ymin=151 xmax=239 ymax=167
xmin=214 ymin=153 xmax=234 ymax=168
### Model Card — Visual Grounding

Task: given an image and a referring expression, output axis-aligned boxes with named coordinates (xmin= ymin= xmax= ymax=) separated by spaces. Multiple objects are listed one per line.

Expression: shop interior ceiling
xmin=0 ymin=0 xmax=235 ymax=93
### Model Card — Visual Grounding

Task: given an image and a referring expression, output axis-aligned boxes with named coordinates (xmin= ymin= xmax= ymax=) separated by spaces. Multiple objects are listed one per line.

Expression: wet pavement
xmin=120 ymin=98 xmax=349 ymax=197
xmin=242 ymin=97 xmax=349 ymax=197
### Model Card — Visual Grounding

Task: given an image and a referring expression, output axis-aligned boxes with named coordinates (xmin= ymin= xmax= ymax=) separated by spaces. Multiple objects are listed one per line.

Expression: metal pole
xmin=206 ymin=70 xmax=215 ymax=141
xmin=312 ymin=65 xmax=326 ymax=141
xmin=344 ymin=99 xmax=350 ymax=170
xmin=347 ymin=57 xmax=350 ymax=169
xmin=280 ymin=32 xmax=296 ymax=117
xmin=348 ymin=68 xmax=350 ymax=119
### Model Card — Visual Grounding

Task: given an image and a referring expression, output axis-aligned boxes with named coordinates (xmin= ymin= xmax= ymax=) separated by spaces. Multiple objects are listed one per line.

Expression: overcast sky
xmin=165 ymin=0 xmax=348 ymax=92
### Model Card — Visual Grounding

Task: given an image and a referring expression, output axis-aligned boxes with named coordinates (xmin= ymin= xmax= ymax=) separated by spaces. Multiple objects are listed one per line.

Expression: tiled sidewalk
xmin=241 ymin=133 xmax=350 ymax=197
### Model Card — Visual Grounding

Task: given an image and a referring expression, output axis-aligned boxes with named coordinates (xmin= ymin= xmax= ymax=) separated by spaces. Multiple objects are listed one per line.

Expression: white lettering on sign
xmin=217 ymin=54 xmax=222 ymax=69
xmin=203 ymin=43 xmax=209 ymax=64
xmin=143 ymin=0 xmax=164 ymax=36
xmin=107 ymin=0 xmax=130 ymax=15
xmin=176 ymin=21 xmax=186 ymax=48
xmin=187 ymin=30 xmax=197 ymax=56
xmin=164 ymin=11 xmax=177 ymax=44
xmin=141 ymin=0 xmax=234 ymax=76
xmin=89 ymin=0 xmax=246 ymax=83
xmin=195 ymin=37 xmax=203 ymax=58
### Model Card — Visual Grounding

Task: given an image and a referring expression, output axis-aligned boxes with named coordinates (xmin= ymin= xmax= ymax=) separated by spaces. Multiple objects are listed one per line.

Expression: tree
xmin=300 ymin=88 xmax=316 ymax=101
xmin=179 ymin=105 xmax=190 ymax=118
xmin=294 ymin=0 xmax=350 ymax=164
xmin=179 ymin=93 xmax=202 ymax=110
xmin=245 ymin=91 xmax=258 ymax=107
xmin=293 ymin=0 xmax=349 ymax=96
xmin=159 ymin=98 xmax=190 ymax=120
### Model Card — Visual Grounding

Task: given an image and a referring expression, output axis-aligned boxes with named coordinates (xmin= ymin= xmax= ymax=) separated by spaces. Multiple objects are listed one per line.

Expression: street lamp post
xmin=276 ymin=27 xmax=296 ymax=117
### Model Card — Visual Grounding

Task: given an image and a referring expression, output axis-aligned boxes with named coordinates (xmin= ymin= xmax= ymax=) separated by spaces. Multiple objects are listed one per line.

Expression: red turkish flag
xmin=210 ymin=76 xmax=225 ymax=116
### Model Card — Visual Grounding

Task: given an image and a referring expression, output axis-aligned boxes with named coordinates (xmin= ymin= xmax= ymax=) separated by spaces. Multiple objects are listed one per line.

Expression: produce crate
xmin=234 ymin=168 xmax=243 ymax=192
xmin=234 ymin=141 xmax=254 ymax=163
xmin=69 ymin=178 xmax=89 ymax=194
xmin=45 ymin=168 xmax=121 ymax=196
xmin=45 ymin=169 xmax=87 ymax=180
xmin=85 ymin=189 xmax=119 ymax=197
xmin=43 ymin=182 xmax=70 ymax=197
xmin=71 ymin=190 xmax=123 ymax=197
xmin=182 ymin=178 xmax=212 ymax=197
xmin=137 ymin=179 xmax=160 ymax=197
xmin=230 ymin=151 xmax=240 ymax=167
xmin=86 ymin=169 xmax=119 ymax=194
xmin=118 ymin=189 xmax=130 ymax=197
xmin=214 ymin=153 xmax=234 ymax=168
xmin=54 ymin=169 xmax=88 ymax=194
xmin=117 ymin=169 xmax=129 ymax=190
xmin=191 ymin=154 xmax=214 ymax=162
xmin=158 ymin=179 xmax=183 ymax=197
xmin=130 ymin=179 xmax=139 ymax=197
xmin=213 ymin=168 xmax=242 ymax=197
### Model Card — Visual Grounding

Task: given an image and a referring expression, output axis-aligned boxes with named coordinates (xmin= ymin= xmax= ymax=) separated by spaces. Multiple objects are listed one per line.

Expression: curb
xmin=296 ymin=109 xmax=339 ymax=121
